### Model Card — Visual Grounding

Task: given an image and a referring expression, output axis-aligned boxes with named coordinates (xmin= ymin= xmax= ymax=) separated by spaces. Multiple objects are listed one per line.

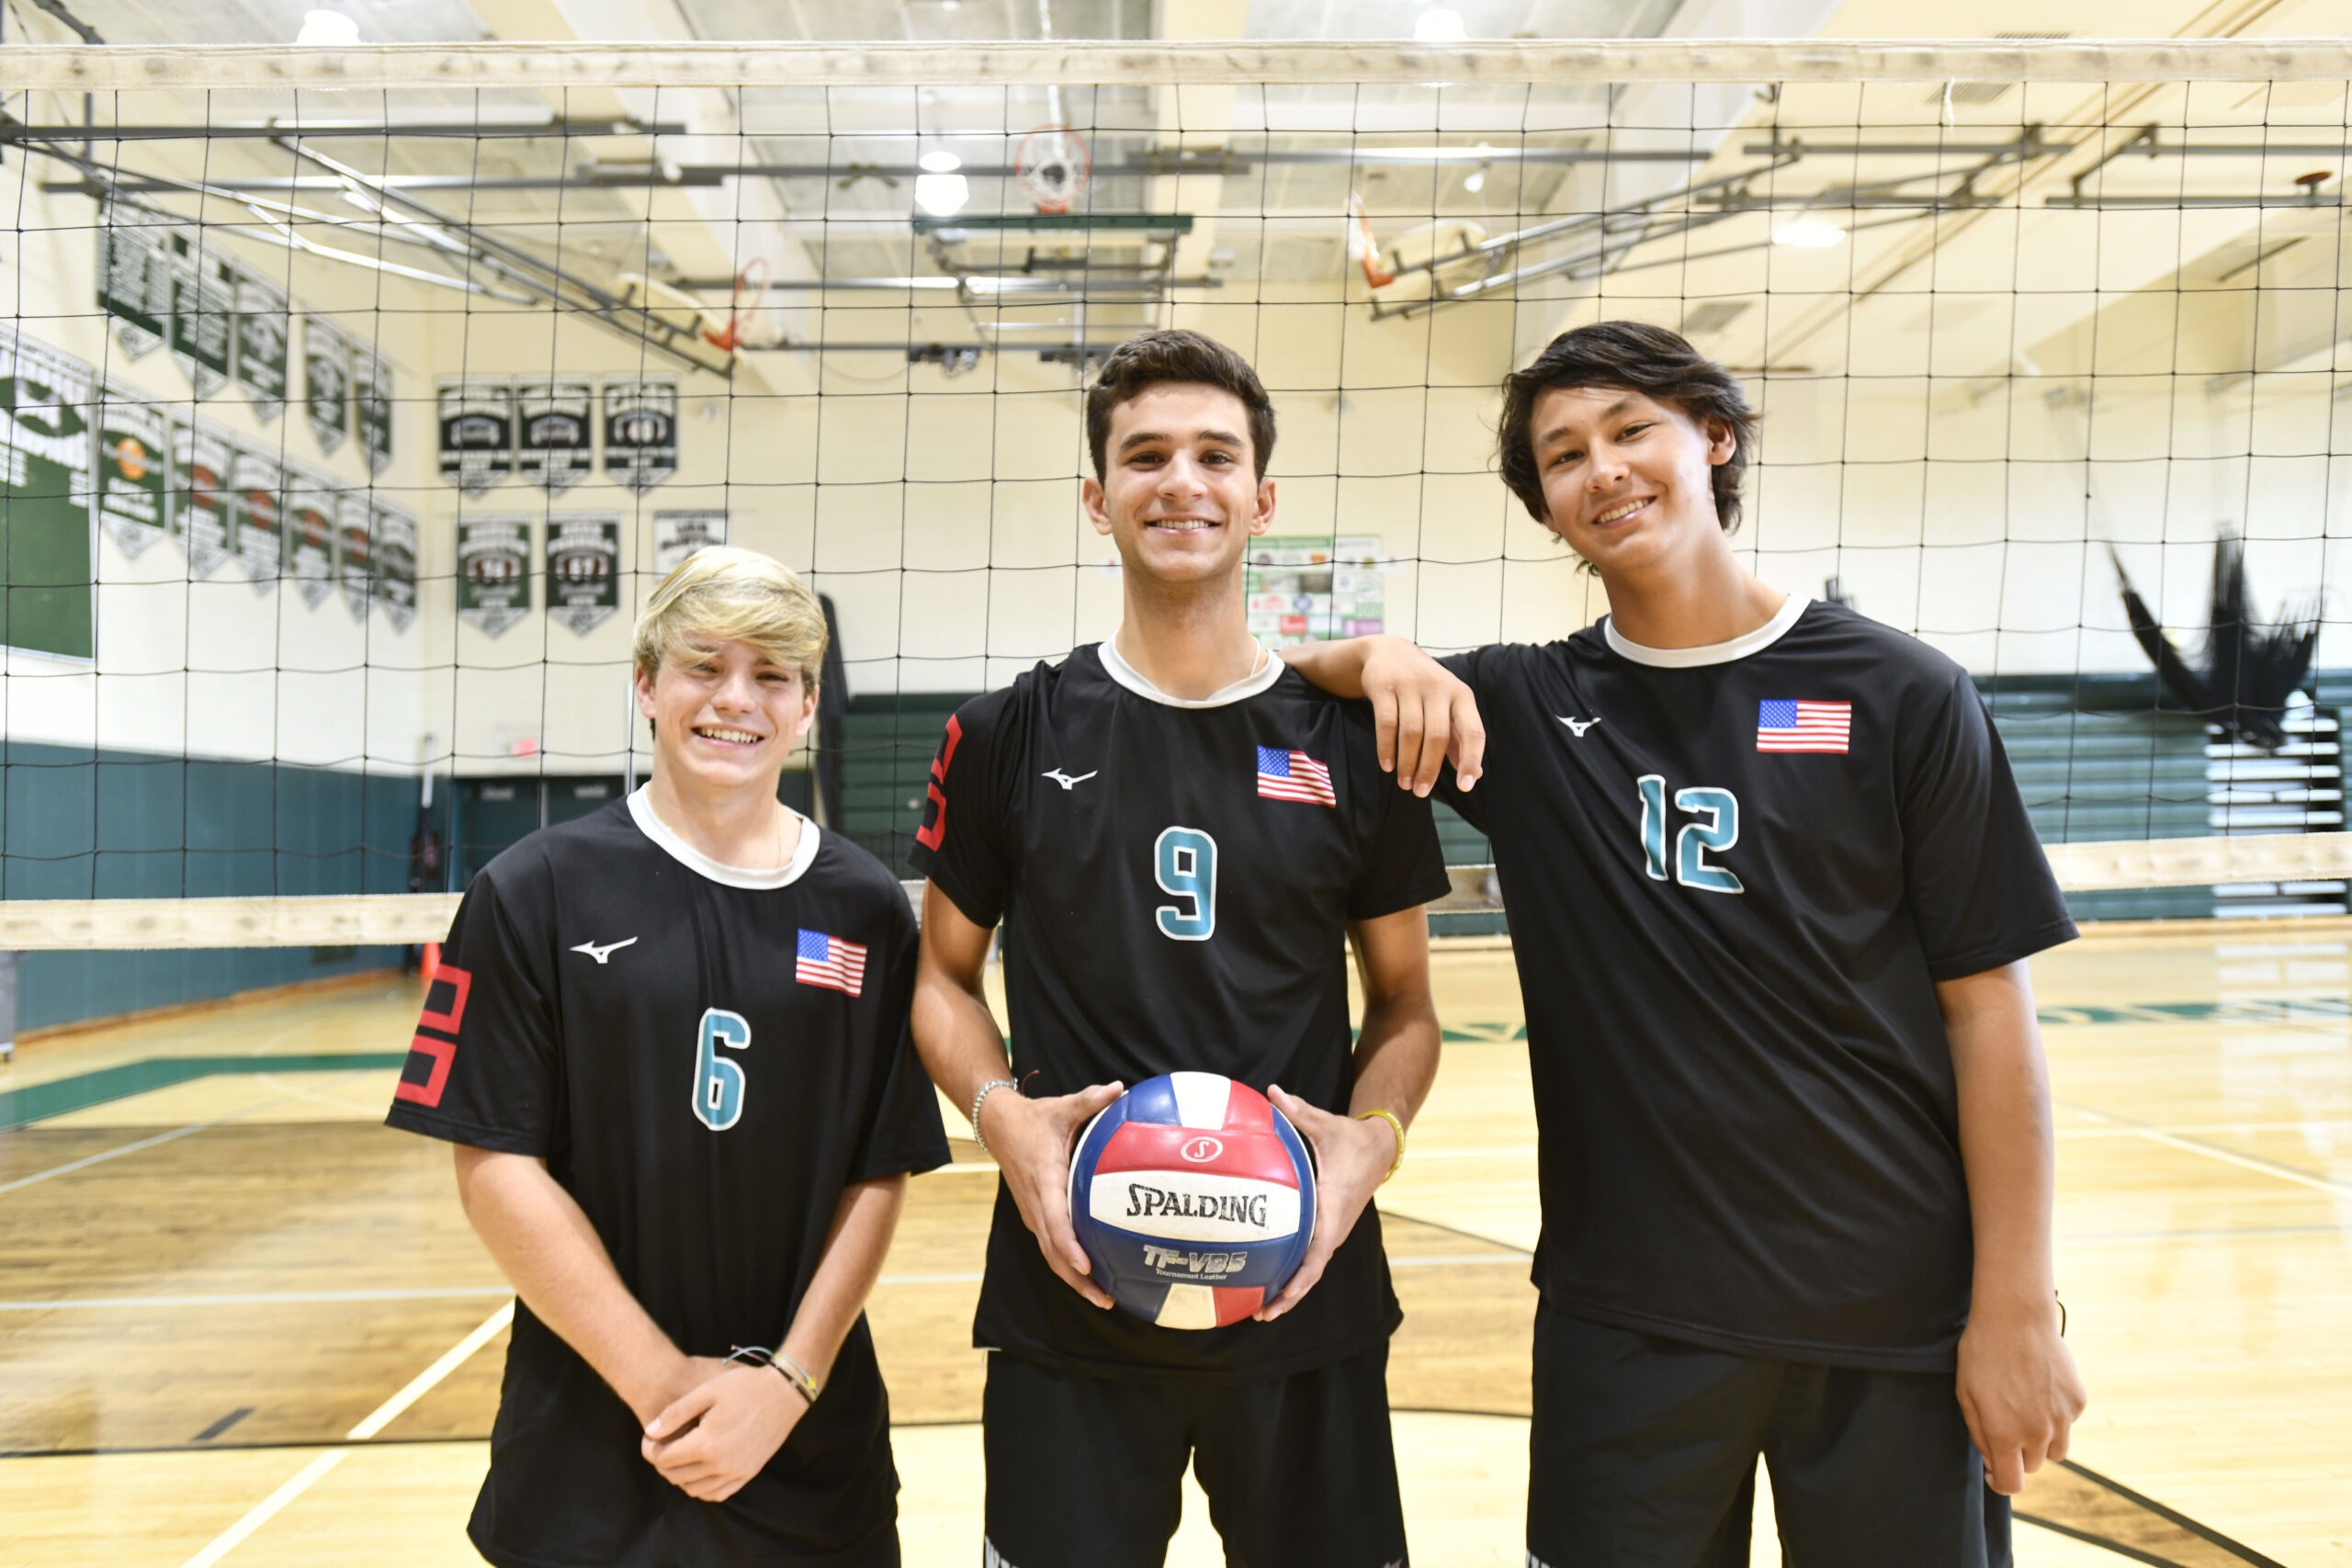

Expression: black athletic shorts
xmin=978 ymin=1344 xmax=1408 ymax=1568
xmin=1528 ymin=1309 xmax=2011 ymax=1568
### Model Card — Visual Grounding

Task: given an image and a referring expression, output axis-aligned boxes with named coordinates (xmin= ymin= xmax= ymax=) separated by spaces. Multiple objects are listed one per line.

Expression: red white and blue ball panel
xmin=1067 ymin=1071 xmax=1317 ymax=1330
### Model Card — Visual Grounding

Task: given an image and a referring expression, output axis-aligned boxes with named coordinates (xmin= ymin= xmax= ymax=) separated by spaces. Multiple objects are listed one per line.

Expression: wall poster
xmin=518 ymin=378 xmax=594 ymax=494
xmin=547 ymin=513 xmax=621 ymax=636
xmin=603 ymin=375 xmax=677 ymax=491
xmin=651 ymin=509 xmax=728 ymax=576
xmin=1244 ymin=535 xmax=1387 ymax=649
xmin=96 ymin=383 xmax=170 ymax=559
xmin=457 ymin=513 xmax=531 ymax=637
xmin=0 ymin=331 xmax=96 ymax=659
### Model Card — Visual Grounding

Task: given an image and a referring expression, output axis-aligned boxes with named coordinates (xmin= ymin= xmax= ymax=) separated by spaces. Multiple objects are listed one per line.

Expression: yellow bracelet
xmin=1355 ymin=1108 xmax=1406 ymax=1184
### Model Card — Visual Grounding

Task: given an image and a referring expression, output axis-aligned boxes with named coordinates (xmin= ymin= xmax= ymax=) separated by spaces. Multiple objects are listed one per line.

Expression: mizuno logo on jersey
xmin=1256 ymin=746 xmax=1336 ymax=807
xmin=1041 ymin=768 xmax=1098 ymax=790
xmin=795 ymin=929 xmax=867 ymax=997
xmin=570 ymin=936 xmax=638 ymax=964
xmin=1557 ymin=716 xmax=1601 ymax=736
xmin=1757 ymin=699 xmax=1852 ymax=754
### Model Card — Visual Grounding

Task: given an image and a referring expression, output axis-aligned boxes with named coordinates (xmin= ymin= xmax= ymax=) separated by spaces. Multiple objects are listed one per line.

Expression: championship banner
xmin=168 ymin=234 xmax=234 ymax=399
xmin=171 ymin=420 xmax=232 ymax=579
xmin=228 ymin=446 xmax=283 ymax=593
xmin=336 ymin=489 xmax=372 ymax=622
xmin=602 ymin=375 xmax=677 ymax=492
xmin=284 ymin=468 xmax=337 ymax=609
xmin=652 ymin=510 xmax=728 ymax=575
xmin=0 ymin=331 xmax=97 ymax=660
xmin=546 ymin=513 xmax=621 ymax=636
xmin=303 ymin=315 xmax=351 ymax=456
xmin=354 ymin=344 xmax=394 ymax=475
xmin=96 ymin=384 xmax=170 ymax=559
xmin=232 ymin=265 xmax=291 ymax=424
xmin=371 ymin=502 xmax=417 ymax=631
xmin=518 ymin=378 xmax=594 ymax=493
xmin=439 ymin=378 xmax=514 ymax=495
xmin=96 ymin=211 xmax=171 ymax=362
xmin=458 ymin=513 xmax=531 ymax=637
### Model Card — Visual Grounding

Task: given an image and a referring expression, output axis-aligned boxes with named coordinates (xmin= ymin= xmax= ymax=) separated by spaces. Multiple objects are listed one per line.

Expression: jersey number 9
xmin=1154 ymin=827 xmax=1217 ymax=942
xmin=694 ymin=1008 xmax=752 ymax=1130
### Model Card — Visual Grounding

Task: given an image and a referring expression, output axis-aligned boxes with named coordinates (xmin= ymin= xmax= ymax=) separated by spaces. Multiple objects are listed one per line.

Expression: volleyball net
xmin=1 ymin=37 xmax=2350 ymax=1015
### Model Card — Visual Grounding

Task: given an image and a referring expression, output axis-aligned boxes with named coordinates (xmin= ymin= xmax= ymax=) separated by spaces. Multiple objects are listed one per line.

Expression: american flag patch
xmin=795 ymin=929 xmax=867 ymax=997
xmin=1757 ymin=699 xmax=1852 ymax=754
xmin=1256 ymin=746 xmax=1337 ymax=807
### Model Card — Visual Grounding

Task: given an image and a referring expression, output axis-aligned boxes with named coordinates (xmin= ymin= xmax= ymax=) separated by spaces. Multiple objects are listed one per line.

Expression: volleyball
xmin=1067 ymin=1073 xmax=1317 ymax=1330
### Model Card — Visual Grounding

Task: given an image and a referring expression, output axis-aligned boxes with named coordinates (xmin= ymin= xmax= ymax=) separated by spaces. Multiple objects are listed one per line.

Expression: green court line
xmin=0 ymin=1055 xmax=408 ymax=1130
xmin=0 ymin=993 xmax=2318 ymax=1130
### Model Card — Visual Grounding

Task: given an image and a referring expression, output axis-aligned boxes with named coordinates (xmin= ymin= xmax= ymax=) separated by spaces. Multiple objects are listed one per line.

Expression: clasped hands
xmin=636 ymin=1352 xmax=808 ymax=1504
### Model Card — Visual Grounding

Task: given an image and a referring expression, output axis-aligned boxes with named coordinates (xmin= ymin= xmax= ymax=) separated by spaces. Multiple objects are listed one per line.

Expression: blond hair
xmin=631 ymin=547 xmax=827 ymax=687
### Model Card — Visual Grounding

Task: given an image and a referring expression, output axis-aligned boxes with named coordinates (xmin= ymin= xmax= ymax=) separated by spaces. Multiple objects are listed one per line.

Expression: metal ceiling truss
xmin=23 ymin=134 xmax=736 ymax=375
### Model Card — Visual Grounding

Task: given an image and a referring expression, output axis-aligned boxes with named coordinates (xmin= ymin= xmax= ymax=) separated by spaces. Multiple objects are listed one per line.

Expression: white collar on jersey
xmin=1603 ymin=593 xmax=1810 ymax=669
xmin=628 ymin=786 xmax=821 ymax=890
xmin=1097 ymin=635 xmax=1284 ymax=709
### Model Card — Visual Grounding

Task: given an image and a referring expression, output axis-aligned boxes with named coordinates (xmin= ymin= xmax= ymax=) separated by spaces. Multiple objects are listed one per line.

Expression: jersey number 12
xmin=1637 ymin=775 xmax=1744 ymax=895
xmin=694 ymin=1008 xmax=752 ymax=1131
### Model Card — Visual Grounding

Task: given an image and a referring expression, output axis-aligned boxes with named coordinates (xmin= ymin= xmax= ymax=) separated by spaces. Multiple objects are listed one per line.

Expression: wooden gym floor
xmin=1 ymin=927 xmax=2346 ymax=1567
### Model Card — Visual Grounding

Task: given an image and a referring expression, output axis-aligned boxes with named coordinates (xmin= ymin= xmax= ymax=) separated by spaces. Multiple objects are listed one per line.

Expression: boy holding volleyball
xmin=910 ymin=329 xmax=1450 ymax=1568
xmin=1284 ymin=321 xmax=2086 ymax=1566
xmin=385 ymin=549 xmax=948 ymax=1567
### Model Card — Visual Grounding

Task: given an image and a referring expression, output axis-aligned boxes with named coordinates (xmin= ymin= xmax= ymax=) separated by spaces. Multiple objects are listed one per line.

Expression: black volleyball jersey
xmin=910 ymin=641 xmax=1451 ymax=1382
xmin=383 ymin=792 xmax=950 ymax=1568
xmin=1439 ymin=597 xmax=2075 ymax=1372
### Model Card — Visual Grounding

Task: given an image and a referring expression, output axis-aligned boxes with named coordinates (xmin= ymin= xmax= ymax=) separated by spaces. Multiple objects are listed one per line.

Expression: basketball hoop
xmin=703 ymin=255 xmax=772 ymax=352
xmin=1016 ymin=124 xmax=1091 ymax=215
xmin=1347 ymin=191 xmax=1396 ymax=288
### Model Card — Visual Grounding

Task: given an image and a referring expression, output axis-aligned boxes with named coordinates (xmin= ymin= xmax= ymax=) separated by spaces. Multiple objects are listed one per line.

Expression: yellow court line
xmin=175 ymin=1299 xmax=515 ymax=1568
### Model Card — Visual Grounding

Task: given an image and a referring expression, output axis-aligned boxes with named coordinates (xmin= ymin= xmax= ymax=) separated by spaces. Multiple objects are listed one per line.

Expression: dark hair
xmin=1495 ymin=320 xmax=1758 ymax=533
xmin=1086 ymin=329 xmax=1277 ymax=482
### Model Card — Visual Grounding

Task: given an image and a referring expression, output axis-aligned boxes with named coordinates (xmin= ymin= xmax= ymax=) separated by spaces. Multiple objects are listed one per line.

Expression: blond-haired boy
xmin=387 ymin=547 xmax=947 ymax=1567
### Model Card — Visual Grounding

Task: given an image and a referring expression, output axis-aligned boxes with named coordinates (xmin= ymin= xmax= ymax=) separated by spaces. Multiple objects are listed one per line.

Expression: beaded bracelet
xmin=969 ymin=1077 xmax=1020 ymax=1155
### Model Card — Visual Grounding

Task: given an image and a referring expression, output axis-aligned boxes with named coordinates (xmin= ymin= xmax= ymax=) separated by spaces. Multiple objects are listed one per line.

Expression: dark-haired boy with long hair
xmin=1286 ymin=321 xmax=2086 ymax=1566
xmin=910 ymin=328 xmax=1449 ymax=1568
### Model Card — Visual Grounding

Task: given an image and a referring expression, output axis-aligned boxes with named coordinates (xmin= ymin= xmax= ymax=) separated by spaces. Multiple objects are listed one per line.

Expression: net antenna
xmin=1016 ymin=123 xmax=1091 ymax=215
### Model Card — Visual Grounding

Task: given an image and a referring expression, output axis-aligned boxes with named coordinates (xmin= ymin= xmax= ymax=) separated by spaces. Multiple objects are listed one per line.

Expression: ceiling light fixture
xmin=1463 ymin=142 xmax=1494 ymax=193
xmin=1771 ymin=220 xmax=1847 ymax=248
xmin=295 ymin=8 xmax=360 ymax=46
xmin=915 ymin=167 xmax=969 ymax=218
xmin=1413 ymin=7 xmax=1467 ymax=43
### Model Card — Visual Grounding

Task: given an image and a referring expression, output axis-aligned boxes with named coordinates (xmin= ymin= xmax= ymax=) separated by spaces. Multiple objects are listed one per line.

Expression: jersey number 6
xmin=694 ymin=1008 xmax=752 ymax=1131
xmin=1154 ymin=827 xmax=1217 ymax=942
xmin=1637 ymin=775 xmax=1744 ymax=895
